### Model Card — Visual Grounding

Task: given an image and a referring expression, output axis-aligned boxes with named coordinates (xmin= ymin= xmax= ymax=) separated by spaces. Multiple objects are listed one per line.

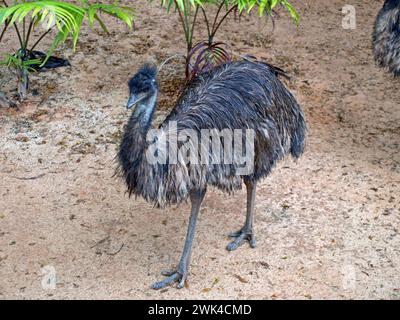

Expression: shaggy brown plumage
xmin=118 ymin=61 xmax=306 ymax=207
xmin=373 ymin=0 xmax=400 ymax=76
xmin=117 ymin=60 xmax=306 ymax=289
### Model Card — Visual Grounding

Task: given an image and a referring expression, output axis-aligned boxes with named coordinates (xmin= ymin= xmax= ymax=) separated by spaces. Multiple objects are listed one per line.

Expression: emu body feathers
xmin=118 ymin=60 xmax=306 ymax=207
xmin=373 ymin=0 xmax=400 ymax=76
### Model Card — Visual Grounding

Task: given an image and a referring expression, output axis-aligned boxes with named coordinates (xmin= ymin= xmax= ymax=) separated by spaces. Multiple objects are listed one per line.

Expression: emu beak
xmin=126 ymin=95 xmax=138 ymax=110
xmin=126 ymin=93 xmax=146 ymax=110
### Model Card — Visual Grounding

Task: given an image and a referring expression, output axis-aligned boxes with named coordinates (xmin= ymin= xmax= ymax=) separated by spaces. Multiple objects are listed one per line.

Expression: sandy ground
xmin=0 ymin=0 xmax=399 ymax=299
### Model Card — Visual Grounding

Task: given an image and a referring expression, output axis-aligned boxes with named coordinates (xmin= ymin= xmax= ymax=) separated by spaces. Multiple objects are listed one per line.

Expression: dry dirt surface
xmin=0 ymin=0 xmax=399 ymax=299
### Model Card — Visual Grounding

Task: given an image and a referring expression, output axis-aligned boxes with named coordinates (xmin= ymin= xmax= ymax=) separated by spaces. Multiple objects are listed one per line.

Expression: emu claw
xmin=151 ymin=270 xmax=187 ymax=290
xmin=226 ymin=228 xmax=256 ymax=251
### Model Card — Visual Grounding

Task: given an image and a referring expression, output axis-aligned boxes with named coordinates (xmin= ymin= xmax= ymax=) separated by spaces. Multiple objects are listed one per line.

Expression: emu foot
xmin=226 ymin=227 xmax=256 ymax=251
xmin=151 ymin=269 xmax=187 ymax=290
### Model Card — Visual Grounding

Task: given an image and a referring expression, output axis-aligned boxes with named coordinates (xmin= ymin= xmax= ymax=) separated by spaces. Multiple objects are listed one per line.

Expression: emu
xmin=118 ymin=60 xmax=306 ymax=289
xmin=373 ymin=0 xmax=400 ymax=76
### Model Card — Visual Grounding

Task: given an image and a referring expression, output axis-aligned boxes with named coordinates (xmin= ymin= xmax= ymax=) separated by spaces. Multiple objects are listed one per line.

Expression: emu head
xmin=126 ymin=64 xmax=158 ymax=110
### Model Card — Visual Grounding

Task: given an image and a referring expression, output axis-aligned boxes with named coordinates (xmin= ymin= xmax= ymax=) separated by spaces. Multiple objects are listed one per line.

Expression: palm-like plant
xmin=160 ymin=0 xmax=299 ymax=81
xmin=0 ymin=0 xmax=134 ymax=98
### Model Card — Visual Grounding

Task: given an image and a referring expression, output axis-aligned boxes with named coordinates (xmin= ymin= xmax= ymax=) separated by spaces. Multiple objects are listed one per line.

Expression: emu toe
xmin=226 ymin=228 xmax=256 ymax=251
xmin=151 ymin=269 xmax=187 ymax=290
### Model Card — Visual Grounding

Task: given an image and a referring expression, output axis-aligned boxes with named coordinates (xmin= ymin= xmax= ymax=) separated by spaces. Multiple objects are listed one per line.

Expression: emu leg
xmin=151 ymin=189 xmax=206 ymax=290
xmin=227 ymin=179 xmax=257 ymax=251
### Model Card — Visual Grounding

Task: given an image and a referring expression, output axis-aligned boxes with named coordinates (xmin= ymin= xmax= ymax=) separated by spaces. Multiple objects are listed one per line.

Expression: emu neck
xmin=120 ymin=92 xmax=158 ymax=168
xmin=132 ymin=92 xmax=158 ymax=133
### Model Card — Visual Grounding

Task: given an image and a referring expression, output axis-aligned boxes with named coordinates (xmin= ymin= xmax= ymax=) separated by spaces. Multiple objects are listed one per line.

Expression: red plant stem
xmin=23 ymin=17 xmax=26 ymax=43
xmin=200 ymin=6 xmax=211 ymax=41
xmin=174 ymin=0 xmax=189 ymax=48
xmin=188 ymin=5 xmax=199 ymax=51
xmin=0 ymin=19 xmax=10 ymax=42
xmin=210 ymin=5 xmax=238 ymax=41
xmin=30 ymin=26 xmax=54 ymax=52
xmin=211 ymin=1 xmax=225 ymax=35
xmin=23 ymin=18 xmax=35 ymax=50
